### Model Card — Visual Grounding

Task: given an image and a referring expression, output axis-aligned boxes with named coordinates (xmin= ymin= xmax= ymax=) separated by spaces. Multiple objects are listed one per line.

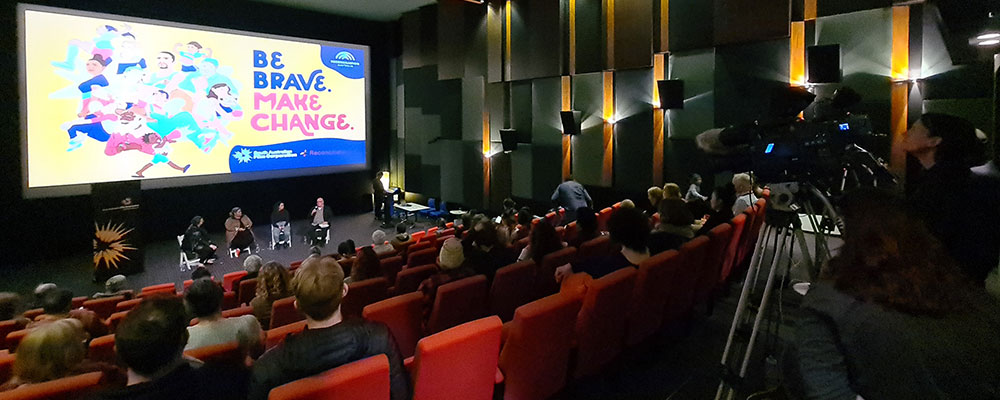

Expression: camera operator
xmin=792 ymin=189 xmax=1000 ymax=400
xmin=902 ymin=113 xmax=1000 ymax=284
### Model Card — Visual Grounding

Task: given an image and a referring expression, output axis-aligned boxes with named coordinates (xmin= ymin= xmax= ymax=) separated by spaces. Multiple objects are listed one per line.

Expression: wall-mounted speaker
xmin=499 ymin=128 xmax=517 ymax=153
xmin=656 ymin=80 xmax=685 ymax=109
xmin=807 ymin=44 xmax=841 ymax=83
xmin=560 ymin=110 xmax=583 ymax=135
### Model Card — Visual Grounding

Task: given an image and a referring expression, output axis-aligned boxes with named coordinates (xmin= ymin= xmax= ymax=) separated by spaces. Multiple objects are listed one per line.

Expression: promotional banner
xmin=21 ymin=6 xmax=368 ymax=189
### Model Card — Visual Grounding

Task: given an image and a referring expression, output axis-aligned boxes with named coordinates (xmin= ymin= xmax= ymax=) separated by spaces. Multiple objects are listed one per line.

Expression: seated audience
xmin=371 ymin=230 xmax=395 ymax=256
xmin=568 ymin=207 xmax=602 ymax=248
xmin=31 ymin=283 xmax=57 ymax=309
xmin=190 ymin=266 xmax=212 ymax=281
xmin=463 ymin=219 xmax=516 ymax=280
xmin=345 ymin=247 xmax=381 ymax=284
xmin=182 ymin=216 xmax=217 ymax=264
xmin=224 ymin=207 xmax=255 ymax=252
xmin=250 ymin=261 xmax=292 ymax=329
xmin=697 ymin=184 xmax=736 ymax=236
xmin=184 ymin=279 xmax=263 ymax=351
xmin=557 ymin=207 xmax=651 ymax=281
xmin=793 ymin=189 xmax=1000 ymax=399
xmin=389 ymin=222 xmax=412 ymax=250
xmin=513 ymin=207 xmax=533 ymax=241
xmin=686 ymin=173 xmax=708 ymax=201
xmin=233 ymin=255 xmax=262 ymax=297
xmin=732 ymin=172 xmax=758 ymax=215
xmin=663 ymin=183 xmax=682 ymax=200
xmin=92 ymin=275 xmax=132 ymax=299
xmin=337 ymin=240 xmax=357 ymax=260
xmin=95 ymin=297 xmax=250 ymax=400
xmin=496 ymin=208 xmax=519 ymax=247
xmin=647 ymin=186 xmax=664 ymax=216
xmin=0 ymin=292 xmax=29 ymax=330
xmin=502 ymin=197 xmax=517 ymax=215
xmin=419 ymin=238 xmax=476 ymax=313
xmin=29 ymin=288 xmax=107 ymax=339
xmin=518 ymin=221 xmax=566 ymax=266
xmin=619 ymin=199 xmax=636 ymax=208
xmin=1 ymin=319 xmax=123 ymax=391
xmin=249 ymin=256 xmax=410 ymax=400
xmin=650 ymin=198 xmax=696 ymax=254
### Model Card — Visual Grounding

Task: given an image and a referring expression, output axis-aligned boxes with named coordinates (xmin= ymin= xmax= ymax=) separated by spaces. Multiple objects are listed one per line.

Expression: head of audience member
xmin=291 ymin=256 xmax=347 ymax=325
xmin=33 ymin=283 xmax=57 ymax=306
xmin=189 ymin=216 xmax=204 ymax=228
xmin=516 ymin=207 xmax=533 ymax=227
xmin=310 ymin=245 xmax=324 ymax=257
xmin=396 ymin=222 xmax=408 ymax=235
xmin=620 ymin=199 xmax=635 ymax=209
xmin=185 ymin=279 xmax=224 ymax=320
xmin=470 ymin=219 xmax=499 ymax=251
xmin=115 ymin=297 xmax=190 ymax=380
xmin=659 ymin=198 xmax=695 ymax=227
xmin=607 ymin=207 xmax=650 ymax=253
xmin=372 ymin=230 xmax=387 ymax=245
xmin=529 ymin=222 xmax=564 ymax=265
xmin=352 ymin=247 xmax=381 ymax=282
xmin=336 ymin=241 xmax=355 ymax=258
xmin=690 ymin=173 xmax=703 ymax=187
xmin=503 ymin=198 xmax=517 ymax=212
xmin=243 ymin=255 xmax=263 ymax=276
xmin=647 ymin=187 xmax=664 ymax=209
xmin=711 ymin=184 xmax=737 ymax=213
xmin=437 ymin=218 xmax=449 ymax=230
xmin=229 ymin=207 xmax=243 ymax=220
xmin=663 ymin=183 xmax=682 ymax=200
xmin=576 ymin=206 xmax=598 ymax=234
xmin=0 ymin=292 xmax=23 ymax=321
xmin=256 ymin=261 xmax=291 ymax=301
xmin=13 ymin=318 xmax=87 ymax=384
xmin=461 ymin=212 xmax=475 ymax=231
xmin=732 ymin=173 xmax=753 ymax=195
xmin=437 ymin=238 xmax=466 ymax=270
xmin=501 ymin=208 xmax=517 ymax=228
xmin=190 ymin=266 xmax=212 ymax=281
xmin=904 ymin=113 xmax=982 ymax=169
xmin=41 ymin=289 xmax=74 ymax=316
xmin=824 ymin=188 xmax=972 ymax=315
xmin=105 ymin=275 xmax=128 ymax=294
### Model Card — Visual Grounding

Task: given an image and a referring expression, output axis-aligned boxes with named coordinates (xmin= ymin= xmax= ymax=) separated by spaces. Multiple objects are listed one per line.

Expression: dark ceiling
xmin=932 ymin=0 xmax=1000 ymax=64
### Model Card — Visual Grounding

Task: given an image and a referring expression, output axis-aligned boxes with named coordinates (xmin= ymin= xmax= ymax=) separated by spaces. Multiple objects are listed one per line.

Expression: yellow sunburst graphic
xmin=94 ymin=221 xmax=136 ymax=270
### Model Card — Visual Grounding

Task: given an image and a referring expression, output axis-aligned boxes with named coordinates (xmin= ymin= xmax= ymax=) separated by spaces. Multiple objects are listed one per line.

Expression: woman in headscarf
xmin=182 ymin=216 xmax=217 ymax=263
xmin=225 ymin=207 xmax=255 ymax=253
xmin=270 ymin=201 xmax=291 ymax=249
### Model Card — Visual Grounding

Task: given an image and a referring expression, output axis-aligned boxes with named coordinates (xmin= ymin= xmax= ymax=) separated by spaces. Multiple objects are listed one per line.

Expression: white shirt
xmin=732 ymin=192 xmax=758 ymax=216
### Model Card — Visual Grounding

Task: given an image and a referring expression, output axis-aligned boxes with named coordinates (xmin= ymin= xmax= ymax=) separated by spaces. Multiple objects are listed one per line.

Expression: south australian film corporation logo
xmin=330 ymin=51 xmax=360 ymax=68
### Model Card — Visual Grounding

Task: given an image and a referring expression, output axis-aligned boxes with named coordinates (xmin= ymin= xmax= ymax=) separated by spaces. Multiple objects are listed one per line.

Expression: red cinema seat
xmin=696 ymin=224 xmax=733 ymax=307
xmin=115 ymin=298 xmax=141 ymax=313
xmin=289 ymin=260 xmax=303 ymax=271
xmin=238 ymin=278 xmax=259 ymax=306
xmin=0 ymin=371 xmax=104 ymax=400
xmin=426 ymin=227 xmax=439 ymax=237
xmin=184 ymin=340 xmax=243 ymax=364
xmin=363 ymin=292 xmax=425 ymax=359
xmin=140 ymin=283 xmax=176 ymax=295
xmin=555 ymin=226 xmax=566 ymax=241
xmin=88 ymin=334 xmax=116 ymax=364
xmin=668 ymin=236 xmax=710 ymax=322
xmin=223 ymin=271 xmax=249 ymax=292
xmin=392 ymin=264 xmax=438 ymax=296
xmin=740 ymin=199 xmax=767 ymax=264
xmin=221 ymin=291 xmax=238 ymax=311
xmin=499 ymin=293 xmax=582 ymax=400
xmin=269 ymin=297 xmax=305 ymax=330
xmin=22 ymin=309 xmax=43 ymax=321
xmin=5 ymin=329 xmax=30 ymax=352
xmin=183 ymin=280 xmax=194 ymax=291
xmin=439 ymin=228 xmax=455 ymax=237
xmin=736 ymin=209 xmax=758 ymax=266
xmin=513 ymin=237 xmax=530 ymax=255
xmin=71 ymin=296 xmax=88 ymax=309
xmin=265 ymin=320 xmax=307 ymax=349
xmin=563 ymin=222 xmax=578 ymax=243
xmin=379 ymin=256 xmax=405 ymax=286
xmin=82 ymin=295 xmax=125 ymax=320
xmin=0 ymin=320 xmax=25 ymax=351
xmin=612 ymin=202 xmax=622 ymax=210
xmin=626 ymin=250 xmax=681 ymax=346
xmin=426 ymin=275 xmax=490 ymax=334
xmin=650 ymin=212 xmax=660 ymax=229
xmin=268 ymin=354 xmax=391 ymax=400
xmin=434 ymin=235 xmax=454 ymax=251
xmin=596 ymin=207 xmax=613 ymax=232
xmin=410 ymin=231 xmax=426 ymax=243
xmin=406 ymin=247 xmax=437 ymax=269
xmin=341 ymin=278 xmax=389 ymax=320
xmin=536 ymin=247 xmax=578 ymax=298
xmin=576 ymin=235 xmax=612 ymax=261
xmin=377 ymin=249 xmax=399 ymax=260
xmin=489 ymin=260 xmax=538 ymax=322
xmin=573 ymin=267 xmax=636 ymax=379
xmin=411 ymin=317 xmax=502 ymax=400
xmin=720 ymin=213 xmax=747 ymax=284
xmin=544 ymin=211 xmax=558 ymax=226
xmin=0 ymin=349 xmax=14 ymax=383
xmin=107 ymin=310 xmax=129 ymax=332
xmin=222 ymin=305 xmax=254 ymax=319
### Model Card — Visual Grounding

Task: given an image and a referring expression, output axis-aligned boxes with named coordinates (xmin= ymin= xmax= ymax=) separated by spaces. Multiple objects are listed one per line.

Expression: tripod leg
xmin=738 ymin=227 xmax=791 ymax=378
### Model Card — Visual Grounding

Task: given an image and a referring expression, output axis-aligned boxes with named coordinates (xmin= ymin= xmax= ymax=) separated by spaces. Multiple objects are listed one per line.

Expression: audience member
xmin=92 ymin=275 xmax=132 ymax=299
xmin=568 ymin=207 xmax=601 ymax=248
xmin=182 ymin=216 xmax=217 ymax=264
xmin=190 ymin=266 xmax=212 ymax=281
xmin=502 ymin=198 xmax=517 ymax=215
xmin=419 ymin=238 xmax=476 ymax=313
xmin=650 ymin=198 xmax=696 ymax=254
xmin=663 ymin=183 xmax=682 ymax=200
xmin=462 ymin=219 xmax=516 ymax=280
xmin=0 ymin=292 xmax=29 ymax=328
xmin=95 ymin=296 xmax=250 ymax=400
xmin=518 ymin=221 xmax=566 ymax=265
xmin=250 ymin=261 xmax=292 ymax=329
xmin=32 ymin=283 xmax=57 ymax=308
xmin=647 ymin=186 xmax=664 ymax=216
xmin=224 ymin=207 xmax=255 ymax=252
xmin=309 ymin=197 xmax=333 ymax=246
xmin=309 ymin=246 xmax=323 ymax=257
xmin=557 ymin=207 xmax=650 ymax=281
xmin=1 ymin=319 xmax=123 ymax=391
xmin=390 ymin=222 xmax=413 ymax=250
xmin=346 ymin=247 xmax=381 ymax=284
xmin=513 ymin=207 xmax=533 ymax=241
xmin=249 ymin=256 xmax=409 ymax=400
xmin=620 ymin=199 xmax=635 ymax=209
xmin=270 ymin=201 xmax=291 ymax=248
xmin=903 ymin=113 xmax=1000 ymax=283
xmin=686 ymin=173 xmax=708 ymax=201
xmin=551 ymin=175 xmax=593 ymax=223
xmin=184 ymin=279 xmax=263 ymax=351
xmin=496 ymin=208 xmax=519 ymax=247
xmin=233 ymin=255 xmax=262 ymax=297
xmin=732 ymin=173 xmax=758 ymax=215
xmin=793 ymin=188 xmax=1000 ymax=400
xmin=337 ymin=240 xmax=357 ymax=260
xmin=29 ymin=288 xmax=107 ymax=339
xmin=371 ymin=230 xmax=395 ymax=255
xmin=697 ymin=184 xmax=736 ymax=236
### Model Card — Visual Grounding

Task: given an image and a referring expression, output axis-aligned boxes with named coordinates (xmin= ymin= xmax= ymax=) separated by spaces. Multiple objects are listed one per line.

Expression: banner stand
xmin=91 ymin=181 xmax=144 ymax=282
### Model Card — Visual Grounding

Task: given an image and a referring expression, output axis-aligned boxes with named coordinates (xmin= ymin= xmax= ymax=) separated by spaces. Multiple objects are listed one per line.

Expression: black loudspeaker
xmin=807 ymin=44 xmax=841 ymax=83
xmin=560 ymin=110 xmax=583 ymax=135
xmin=499 ymin=128 xmax=517 ymax=153
xmin=657 ymin=80 xmax=685 ymax=109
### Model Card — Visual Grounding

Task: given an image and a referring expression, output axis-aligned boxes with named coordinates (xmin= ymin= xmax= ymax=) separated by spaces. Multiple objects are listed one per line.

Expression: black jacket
xmin=182 ymin=225 xmax=213 ymax=251
xmin=248 ymin=319 xmax=410 ymax=400
xmin=93 ymin=362 xmax=248 ymax=400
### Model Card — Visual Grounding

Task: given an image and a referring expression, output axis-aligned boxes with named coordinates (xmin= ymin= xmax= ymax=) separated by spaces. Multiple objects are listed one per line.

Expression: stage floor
xmin=0 ymin=212 xmax=436 ymax=299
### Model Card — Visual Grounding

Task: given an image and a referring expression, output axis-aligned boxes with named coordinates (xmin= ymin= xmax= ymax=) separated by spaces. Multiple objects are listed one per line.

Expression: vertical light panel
xmin=483 ymin=110 xmax=491 ymax=207
xmin=790 ymin=21 xmax=805 ymax=86
xmin=659 ymin=0 xmax=669 ymax=52
xmin=890 ymin=5 xmax=910 ymax=178
xmin=606 ymin=0 xmax=615 ymax=70
xmin=804 ymin=0 xmax=817 ymax=21
xmin=569 ymin=0 xmax=576 ymax=75
xmin=561 ymin=76 xmax=572 ymax=180
xmin=652 ymin=53 xmax=665 ymax=185
xmin=504 ymin=0 xmax=512 ymax=81
xmin=602 ymin=71 xmax=614 ymax=186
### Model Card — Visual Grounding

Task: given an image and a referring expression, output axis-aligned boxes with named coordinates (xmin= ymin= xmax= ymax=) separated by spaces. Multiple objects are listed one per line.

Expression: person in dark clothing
xmin=462 ymin=219 xmax=517 ymax=281
xmin=513 ymin=207 xmax=534 ymax=241
xmin=551 ymin=176 xmax=593 ymax=223
xmin=309 ymin=197 xmax=334 ymax=246
xmin=419 ymin=238 xmax=476 ymax=315
xmin=557 ymin=207 xmax=651 ymax=281
xmin=568 ymin=207 xmax=601 ymax=248
xmin=649 ymin=198 xmax=695 ymax=255
xmin=94 ymin=296 xmax=249 ymax=400
xmin=373 ymin=172 xmax=386 ymax=222
xmin=182 ymin=216 xmax=217 ymax=263
xmin=270 ymin=201 xmax=291 ymax=248
xmin=792 ymin=188 xmax=1000 ymax=400
xmin=903 ymin=113 xmax=1000 ymax=283
xmin=696 ymin=184 xmax=736 ymax=236
xmin=249 ymin=256 xmax=409 ymax=400
xmin=518 ymin=221 xmax=565 ymax=265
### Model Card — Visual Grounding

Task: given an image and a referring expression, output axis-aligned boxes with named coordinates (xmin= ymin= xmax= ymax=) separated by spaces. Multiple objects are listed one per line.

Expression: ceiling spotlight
xmin=978 ymin=33 xmax=1000 ymax=40
xmin=979 ymin=39 xmax=1000 ymax=46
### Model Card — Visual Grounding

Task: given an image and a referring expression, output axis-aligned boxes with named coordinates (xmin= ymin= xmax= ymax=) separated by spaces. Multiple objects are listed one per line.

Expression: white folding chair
xmin=178 ymin=235 xmax=201 ymax=271
xmin=271 ymin=221 xmax=292 ymax=250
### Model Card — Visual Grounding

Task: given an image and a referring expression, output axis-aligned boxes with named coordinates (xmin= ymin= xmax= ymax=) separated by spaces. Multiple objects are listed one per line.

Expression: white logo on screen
xmin=334 ymin=51 xmax=356 ymax=61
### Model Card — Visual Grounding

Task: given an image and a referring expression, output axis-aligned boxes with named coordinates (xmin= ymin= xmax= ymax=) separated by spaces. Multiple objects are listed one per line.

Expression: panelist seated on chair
xmin=225 ymin=207 xmax=256 ymax=252
xmin=183 ymin=216 xmax=218 ymax=264
xmin=270 ymin=201 xmax=291 ymax=249
xmin=309 ymin=197 xmax=334 ymax=246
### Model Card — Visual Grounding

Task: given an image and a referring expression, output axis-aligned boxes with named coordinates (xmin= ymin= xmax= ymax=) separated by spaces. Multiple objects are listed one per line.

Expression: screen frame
xmin=17 ymin=3 xmax=371 ymax=198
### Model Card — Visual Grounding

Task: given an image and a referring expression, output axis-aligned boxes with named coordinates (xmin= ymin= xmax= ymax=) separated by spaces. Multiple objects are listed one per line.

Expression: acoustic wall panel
xmin=613 ymin=68 xmax=655 ymax=192
xmin=667 ymin=49 xmax=715 ymax=139
xmin=462 ymin=77 xmax=486 ymax=142
xmin=714 ymin=39 xmax=791 ymax=127
xmin=438 ymin=0 xmax=489 ymax=80
xmin=669 ymin=0 xmax=714 ymax=52
xmin=511 ymin=81 xmax=534 ymax=143
xmin=713 ymin=0 xmax=790 ymax=46
xmin=574 ymin=0 xmax=604 ymax=74
xmin=817 ymin=0 xmax=892 ymax=18
xmin=510 ymin=143 xmax=534 ymax=199
xmin=532 ymin=144 xmax=563 ymax=199
xmin=571 ymin=72 xmax=606 ymax=186
xmin=510 ymin=0 xmax=563 ymax=80
xmin=531 ymin=77 xmax=564 ymax=147
xmin=613 ymin=0 xmax=653 ymax=69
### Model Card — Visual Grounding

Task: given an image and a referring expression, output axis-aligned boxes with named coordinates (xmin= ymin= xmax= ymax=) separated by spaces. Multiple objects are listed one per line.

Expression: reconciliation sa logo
xmin=321 ymin=46 xmax=364 ymax=79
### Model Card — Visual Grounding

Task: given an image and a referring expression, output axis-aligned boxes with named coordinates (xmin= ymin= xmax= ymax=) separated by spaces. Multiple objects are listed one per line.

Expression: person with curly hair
xmin=250 ymin=261 xmax=292 ymax=329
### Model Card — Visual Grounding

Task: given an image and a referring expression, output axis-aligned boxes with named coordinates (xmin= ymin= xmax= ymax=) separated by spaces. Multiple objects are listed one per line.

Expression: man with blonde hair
xmin=732 ymin=172 xmax=758 ymax=215
xmin=248 ymin=256 xmax=410 ymax=400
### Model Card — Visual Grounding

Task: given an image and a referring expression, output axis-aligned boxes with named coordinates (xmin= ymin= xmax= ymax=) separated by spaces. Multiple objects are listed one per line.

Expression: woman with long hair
xmin=347 ymin=247 xmax=381 ymax=284
xmin=518 ymin=221 xmax=565 ymax=265
xmin=250 ymin=261 xmax=292 ymax=329
xmin=270 ymin=201 xmax=291 ymax=249
xmin=182 ymin=216 xmax=217 ymax=263
xmin=1 ymin=319 xmax=123 ymax=391
xmin=793 ymin=189 xmax=1000 ymax=399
